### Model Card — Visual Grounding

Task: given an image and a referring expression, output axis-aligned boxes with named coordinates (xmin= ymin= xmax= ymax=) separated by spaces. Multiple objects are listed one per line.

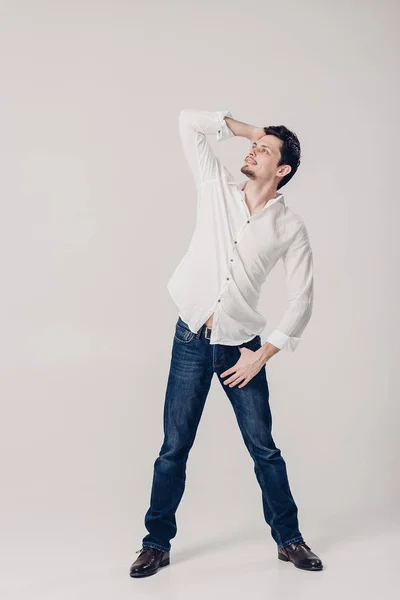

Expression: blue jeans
xmin=142 ymin=316 xmax=304 ymax=552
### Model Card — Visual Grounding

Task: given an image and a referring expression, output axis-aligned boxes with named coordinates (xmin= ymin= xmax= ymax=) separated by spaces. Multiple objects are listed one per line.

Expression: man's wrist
xmin=252 ymin=126 xmax=267 ymax=141
xmin=224 ymin=117 xmax=261 ymax=141
xmin=258 ymin=341 xmax=281 ymax=363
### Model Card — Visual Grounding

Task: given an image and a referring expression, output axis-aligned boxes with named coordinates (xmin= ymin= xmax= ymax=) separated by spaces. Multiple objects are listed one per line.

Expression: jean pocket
xmin=174 ymin=323 xmax=195 ymax=344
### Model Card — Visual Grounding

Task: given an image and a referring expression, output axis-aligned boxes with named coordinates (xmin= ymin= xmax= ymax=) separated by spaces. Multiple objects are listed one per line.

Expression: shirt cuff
xmin=265 ymin=329 xmax=301 ymax=352
xmin=216 ymin=110 xmax=235 ymax=141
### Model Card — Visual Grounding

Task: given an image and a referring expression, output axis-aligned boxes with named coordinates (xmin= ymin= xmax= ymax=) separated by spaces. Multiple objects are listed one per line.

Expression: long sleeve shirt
xmin=166 ymin=108 xmax=314 ymax=352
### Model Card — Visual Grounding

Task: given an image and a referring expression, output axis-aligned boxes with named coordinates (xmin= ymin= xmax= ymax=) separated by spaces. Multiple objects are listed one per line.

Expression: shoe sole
xmin=130 ymin=557 xmax=170 ymax=578
xmin=278 ymin=554 xmax=323 ymax=571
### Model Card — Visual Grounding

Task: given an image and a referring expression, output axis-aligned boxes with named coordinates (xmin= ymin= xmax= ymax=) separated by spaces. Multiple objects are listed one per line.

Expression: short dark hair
xmin=263 ymin=125 xmax=301 ymax=190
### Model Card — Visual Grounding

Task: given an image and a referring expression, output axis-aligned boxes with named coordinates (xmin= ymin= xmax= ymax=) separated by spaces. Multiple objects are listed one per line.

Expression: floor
xmin=3 ymin=521 xmax=398 ymax=600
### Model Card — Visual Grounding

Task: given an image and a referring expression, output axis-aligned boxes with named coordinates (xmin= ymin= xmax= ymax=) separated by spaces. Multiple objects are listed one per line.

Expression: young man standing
xmin=130 ymin=109 xmax=323 ymax=577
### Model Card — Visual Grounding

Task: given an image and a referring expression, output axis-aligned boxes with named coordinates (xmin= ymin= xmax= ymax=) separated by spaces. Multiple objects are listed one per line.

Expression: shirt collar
xmin=228 ymin=178 xmax=286 ymax=207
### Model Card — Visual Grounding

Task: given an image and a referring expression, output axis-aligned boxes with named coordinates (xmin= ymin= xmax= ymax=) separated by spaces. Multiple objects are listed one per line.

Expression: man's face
xmin=240 ymin=134 xmax=285 ymax=183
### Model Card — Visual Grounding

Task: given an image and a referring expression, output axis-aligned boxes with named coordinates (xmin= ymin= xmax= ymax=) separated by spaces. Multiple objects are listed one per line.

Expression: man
xmin=130 ymin=109 xmax=322 ymax=578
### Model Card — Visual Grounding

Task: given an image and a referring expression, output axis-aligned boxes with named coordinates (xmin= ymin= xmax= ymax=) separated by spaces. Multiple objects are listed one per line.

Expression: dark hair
xmin=263 ymin=125 xmax=301 ymax=190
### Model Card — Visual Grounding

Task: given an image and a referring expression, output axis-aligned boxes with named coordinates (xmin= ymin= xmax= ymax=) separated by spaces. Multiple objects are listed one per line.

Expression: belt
xmin=200 ymin=323 xmax=212 ymax=340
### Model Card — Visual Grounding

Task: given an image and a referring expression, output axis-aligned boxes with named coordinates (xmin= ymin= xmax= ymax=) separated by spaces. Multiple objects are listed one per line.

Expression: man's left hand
xmin=220 ymin=347 xmax=267 ymax=389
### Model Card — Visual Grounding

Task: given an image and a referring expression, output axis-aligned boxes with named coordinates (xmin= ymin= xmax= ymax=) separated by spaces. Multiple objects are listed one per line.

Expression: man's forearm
xmin=224 ymin=116 xmax=264 ymax=140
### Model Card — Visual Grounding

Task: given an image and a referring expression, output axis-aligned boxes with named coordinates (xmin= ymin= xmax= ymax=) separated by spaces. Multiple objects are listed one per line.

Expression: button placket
xmin=216 ymin=217 xmax=251 ymax=306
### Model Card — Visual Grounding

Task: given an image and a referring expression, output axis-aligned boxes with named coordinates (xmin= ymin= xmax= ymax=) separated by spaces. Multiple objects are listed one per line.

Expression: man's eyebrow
xmin=252 ymin=141 xmax=273 ymax=151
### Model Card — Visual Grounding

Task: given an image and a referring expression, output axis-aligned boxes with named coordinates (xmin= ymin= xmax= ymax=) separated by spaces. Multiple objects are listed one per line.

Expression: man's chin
xmin=240 ymin=165 xmax=255 ymax=178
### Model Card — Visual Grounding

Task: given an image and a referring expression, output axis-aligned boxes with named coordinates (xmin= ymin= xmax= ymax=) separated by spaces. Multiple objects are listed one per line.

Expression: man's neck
xmin=243 ymin=179 xmax=278 ymax=214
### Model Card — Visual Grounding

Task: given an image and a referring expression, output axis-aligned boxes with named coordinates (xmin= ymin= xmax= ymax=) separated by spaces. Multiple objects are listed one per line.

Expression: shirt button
xmin=226 ymin=277 xmax=230 ymax=280
xmin=234 ymin=240 xmax=237 ymax=244
xmin=247 ymin=220 xmax=250 ymax=223
xmin=230 ymin=259 xmax=233 ymax=262
xmin=218 ymin=299 xmax=221 ymax=302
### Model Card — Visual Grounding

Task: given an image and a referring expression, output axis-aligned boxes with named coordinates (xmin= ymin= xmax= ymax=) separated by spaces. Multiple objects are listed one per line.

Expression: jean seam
xmin=277 ymin=535 xmax=304 ymax=549
xmin=175 ymin=322 xmax=195 ymax=344
xmin=174 ymin=334 xmax=194 ymax=344
xmin=142 ymin=542 xmax=170 ymax=552
xmin=251 ymin=444 xmax=283 ymax=548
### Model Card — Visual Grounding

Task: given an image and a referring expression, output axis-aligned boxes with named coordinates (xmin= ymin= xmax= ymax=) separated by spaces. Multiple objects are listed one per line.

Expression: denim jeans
xmin=142 ymin=316 xmax=304 ymax=552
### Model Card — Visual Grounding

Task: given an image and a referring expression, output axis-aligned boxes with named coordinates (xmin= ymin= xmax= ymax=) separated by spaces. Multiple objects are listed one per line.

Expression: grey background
xmin=0 ymin=0 xmax=398 ymax=598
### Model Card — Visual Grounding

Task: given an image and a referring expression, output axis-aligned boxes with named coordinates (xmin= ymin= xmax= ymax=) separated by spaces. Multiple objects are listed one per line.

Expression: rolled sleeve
xmin=266 ymin=329 xmax=301 ymax=352
xmin=266 ymin=225 xmax=314 ymax=352
xmin=216 ymin=110 xmax=235 ymax=141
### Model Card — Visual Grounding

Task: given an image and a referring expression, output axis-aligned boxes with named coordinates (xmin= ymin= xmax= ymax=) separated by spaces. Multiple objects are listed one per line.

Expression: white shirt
xmin=166 ymin=109 xmax=314 ymax=352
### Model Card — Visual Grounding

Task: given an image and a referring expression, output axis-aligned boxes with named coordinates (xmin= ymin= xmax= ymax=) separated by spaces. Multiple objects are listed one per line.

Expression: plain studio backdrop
xmin=0 ymin=1 xmax=398 ymax=599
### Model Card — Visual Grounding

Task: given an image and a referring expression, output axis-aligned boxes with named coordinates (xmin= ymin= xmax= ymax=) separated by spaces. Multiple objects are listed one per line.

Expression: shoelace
xmin=135 ymin=546 xmax=160 ymax=555
xmin=294 ymin=541 xmax=311 ymax=551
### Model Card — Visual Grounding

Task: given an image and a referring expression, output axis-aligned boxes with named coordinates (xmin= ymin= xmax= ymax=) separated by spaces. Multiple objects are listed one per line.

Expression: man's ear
xmin=277 ymin=164 xmax=291 ymax=178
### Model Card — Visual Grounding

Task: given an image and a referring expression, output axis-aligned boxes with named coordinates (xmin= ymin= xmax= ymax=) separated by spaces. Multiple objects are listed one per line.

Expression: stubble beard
xmin=240 ymin=164 xmax=256 ymax=180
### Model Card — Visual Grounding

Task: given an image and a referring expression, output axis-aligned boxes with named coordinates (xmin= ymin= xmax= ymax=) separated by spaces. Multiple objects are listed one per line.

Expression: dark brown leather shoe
xmin=278 ymin=541 xmax=323 ymax=571
xmin=130 ymin=546 xmax=170 ymax=578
